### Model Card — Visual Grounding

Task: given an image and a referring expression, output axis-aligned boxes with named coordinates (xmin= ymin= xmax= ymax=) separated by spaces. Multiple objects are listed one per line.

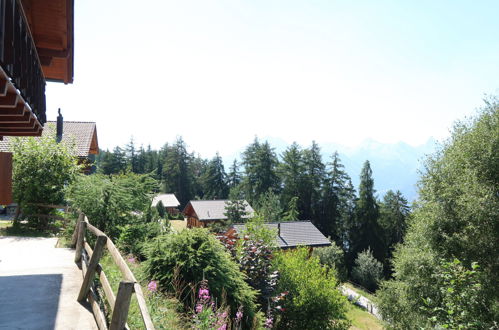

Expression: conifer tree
xmin=279 ymin=142 xmax=306 ymax=217
xmin=227 ymin=159 xmax=242 ymax=189
xmin=303 ymin=141 xmax=326 ymax=224
xmin=162 ymin=137 xmax=193 ymax=207
xmin=242 ymin=138 xmax=280 ymax=203
xmin=202 ymin=153 xmax=228 ymax=199
xmin=347 ymin=160 xmax=384 ymax=267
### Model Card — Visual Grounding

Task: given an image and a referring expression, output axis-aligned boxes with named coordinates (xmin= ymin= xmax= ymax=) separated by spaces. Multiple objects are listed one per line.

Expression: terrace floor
xmin=0 ymin=236 xmax=97 ymax=329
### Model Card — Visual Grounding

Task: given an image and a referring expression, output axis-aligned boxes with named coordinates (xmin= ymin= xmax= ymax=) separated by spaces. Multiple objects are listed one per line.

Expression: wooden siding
xmin=0 ymin=152 xmax=12 ymax=204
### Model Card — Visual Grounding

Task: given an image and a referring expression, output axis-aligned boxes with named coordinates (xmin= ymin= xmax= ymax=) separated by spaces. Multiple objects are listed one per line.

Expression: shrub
xmin=273 ymin=248 xmax=350 ymax=330
xmin=11 ymin=133 xmax=81 ymax=229
xmin=117 ymin=221 xmax=163 ymax=259
xmin=351 ymin=249 xmax=383 ymax=292
xmin=65 ymin=173 xmax=157 ymax=238
xmin=143 ymin=228 xmax=258 ymax=327
xmin=312 ymin=243 xmax=347 ymax=282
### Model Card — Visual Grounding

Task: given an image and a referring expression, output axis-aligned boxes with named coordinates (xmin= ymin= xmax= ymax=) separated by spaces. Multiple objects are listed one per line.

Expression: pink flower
xmin=217 ymin=324 xmax=227 ymax=330
xmin=147 ymin=280 xmax=158 ymax=292
xmin=236 ymin=309 xmax=243 ymax=321
xmin=264 ymin=317 xmax=273 ymax=328
xmin=198 ymin=288 xmax=210 ymax=300
xmin=127 ymin=257 xmax=136 ymax=264
xmin=195 ymin=304 xmax=203 ymax=314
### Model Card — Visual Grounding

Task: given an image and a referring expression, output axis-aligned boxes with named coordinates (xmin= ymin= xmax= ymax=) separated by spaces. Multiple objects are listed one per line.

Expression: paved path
xmin=340 ymin=285 xmax=382 ymax=319
xmin=0 ymin=236 xmax=97 ymax=329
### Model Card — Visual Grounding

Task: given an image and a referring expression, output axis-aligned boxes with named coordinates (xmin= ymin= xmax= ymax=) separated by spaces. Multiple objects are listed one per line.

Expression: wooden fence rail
xmin=72 ymin=213 xmax=155 ymax=330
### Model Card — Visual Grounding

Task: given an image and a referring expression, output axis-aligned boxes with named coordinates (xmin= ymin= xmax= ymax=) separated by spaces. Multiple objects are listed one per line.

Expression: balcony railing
xmin=0 ymin=0 xmax=46 ymax=125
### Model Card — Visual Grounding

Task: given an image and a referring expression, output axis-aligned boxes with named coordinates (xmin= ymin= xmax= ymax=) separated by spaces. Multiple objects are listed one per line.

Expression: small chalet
xmin=183 ymin=200 xmax=255 ymax=228
xmin=152 ymin=194 xmax=180 ymax=215
xmin=0 ymin=117 xmax=99 ymax=173
xmin=227 ymin=221 xmax=331 ymax=250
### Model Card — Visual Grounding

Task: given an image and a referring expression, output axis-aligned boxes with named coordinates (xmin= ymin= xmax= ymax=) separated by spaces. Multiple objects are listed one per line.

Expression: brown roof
xmin=0 ymin=121 xmax=98 ymax=157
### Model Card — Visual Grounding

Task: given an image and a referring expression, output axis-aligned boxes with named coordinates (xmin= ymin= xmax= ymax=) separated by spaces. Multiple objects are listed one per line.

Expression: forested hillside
xmin=95 ymin=137 xmax=411 ymax=274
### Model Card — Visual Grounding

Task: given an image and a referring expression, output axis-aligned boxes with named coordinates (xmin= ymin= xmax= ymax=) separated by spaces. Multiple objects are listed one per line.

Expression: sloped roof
xmin=185 ymin=200 xmax=254 ymax=221
xmin=232 ymin=221 xmax=331 ymax=249
xmin=152 ymin=194 xmax=180 ymax=208
xmin=0 ymin=121 xmax=98 ymax=157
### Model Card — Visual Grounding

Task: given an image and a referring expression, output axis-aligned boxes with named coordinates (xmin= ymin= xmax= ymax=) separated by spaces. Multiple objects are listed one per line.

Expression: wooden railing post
xmin=110 ymin=281 xmax=135 ymax=330
xmin=78 ymin=235 xmax=107 ymax=302
xmin=74 ymin=220 xmax=87 ymax=264
xmin=71 ymin=213 xmax=84 ymax=248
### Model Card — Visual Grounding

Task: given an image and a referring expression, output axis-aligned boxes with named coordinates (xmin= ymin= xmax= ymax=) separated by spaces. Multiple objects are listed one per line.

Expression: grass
xmin=0 ymin=220 xmax=54 ymax=237
xmin=98 ymin=254 xmax=189 ymax=329
xmin=347 ymin=303 xmax=384 ymax=330
xmin=170 ymin=219 xmax=187 ymax=232
xmin=344 ymin=282 xmax=377 ymax=303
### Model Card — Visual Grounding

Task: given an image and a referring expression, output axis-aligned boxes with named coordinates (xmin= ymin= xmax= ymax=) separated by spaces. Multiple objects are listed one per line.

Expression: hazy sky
xmin=46 ymin=0 xmax=499 ymax=158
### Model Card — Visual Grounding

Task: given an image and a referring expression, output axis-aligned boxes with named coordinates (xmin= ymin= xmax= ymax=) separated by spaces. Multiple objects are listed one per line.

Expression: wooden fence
xmin=71 ymin=213 xmax=155 ymax=330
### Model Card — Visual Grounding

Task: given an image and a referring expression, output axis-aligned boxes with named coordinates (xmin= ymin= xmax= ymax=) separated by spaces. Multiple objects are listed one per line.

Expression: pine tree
xmin=202 ymin=153 xmax=229 ymax=199
xmin=256 ymin=189 xmax=283 ymax=222
xmin=279 ymin=142 xmax=306 ymax=218
xmin=283 ymin=196 xmax=299 ymax=221
xmin=242 ymin=138 xmax=280 ymax=203
xmin=378 ymin=190 xmax=410 ymax=271
xmin=162 ymin=137 xmax=193 ymax=207
xmin=347 ymin=160 xmax=384 ymax=267
xmin=227 ymin=159 xmax=242 ymax=189
xmin=125 ymin=137 xmax=138 ymax=173
xmin=303 ymin=141 xmax=326 ymax=224
xmin=320 ymin=152 xmax=356 ymax=244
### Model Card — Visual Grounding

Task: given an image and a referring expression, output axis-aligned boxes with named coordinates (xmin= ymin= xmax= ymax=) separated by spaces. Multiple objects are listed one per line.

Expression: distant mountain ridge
xmin=223 ymin=137 xmax=438 ymax=202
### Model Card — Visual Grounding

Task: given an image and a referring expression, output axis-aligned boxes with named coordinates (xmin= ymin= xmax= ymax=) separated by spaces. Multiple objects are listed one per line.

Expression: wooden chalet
xmin=183 ymin=200 xmax=255 ymax=228
xmin=0 ymin=0 xmax=75 ymax=204
xmin=0 ymin=118 xmax=99 ymax=173
xmin=151 ymin=194 xmax=181 ymax=215
xmin=227 ymin=221 xmax=332 ymax=250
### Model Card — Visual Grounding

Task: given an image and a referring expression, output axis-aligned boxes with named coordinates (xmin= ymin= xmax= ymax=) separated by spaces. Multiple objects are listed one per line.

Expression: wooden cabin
xmin=227 ymin=221 xmax=332 ymax=250
xmin=0 ymin=0 xmax=75 ymax=204
xmin=151 ymin=194 xmax=181 ymax=215
xmin=183 ymin=200 xmax=255 ymax=228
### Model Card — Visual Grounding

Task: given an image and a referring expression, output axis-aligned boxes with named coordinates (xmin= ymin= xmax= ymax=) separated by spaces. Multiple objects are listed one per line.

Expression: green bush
xmin=351 ymin=249 xmax=383 ymax=292
xmin=312 ymin=243 xmax=347 ymax=282
xmin=117 ymin=221 xmax=163 ymax=259
xmin=65 ymin=173 xmax=157 ymax=238
xmin=273 ymin=248 xmax=350 ymax=330
xmin=143 ymin=228 xmax=258 ymax=327
xmin=11 ymin=133 xmax=81 ymax=229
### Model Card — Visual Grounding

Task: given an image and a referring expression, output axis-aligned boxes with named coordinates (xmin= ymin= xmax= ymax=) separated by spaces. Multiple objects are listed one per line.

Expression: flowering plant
xmin=192 ymin=280 xmax=244 ymax=330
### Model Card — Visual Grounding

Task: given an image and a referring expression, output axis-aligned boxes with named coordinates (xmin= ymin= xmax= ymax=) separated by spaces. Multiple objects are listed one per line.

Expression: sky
xmin=46 ymin=0 xmax=499 ymax=159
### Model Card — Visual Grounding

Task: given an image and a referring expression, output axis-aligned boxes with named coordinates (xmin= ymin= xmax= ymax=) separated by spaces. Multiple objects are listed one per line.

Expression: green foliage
xmin=282 ymin=196 xmax=299 ymax=221
xmin=224 ymin=189 xmax=249 ymax=224
xmin=377 ymin=98 xmax=499 ymax=328
xmin=422 ymin=259 xmax=488 ymax=329
xmin=65 ymin=172 xmax=157 ymax=238
xmin=117 ymin=221 xmax=163 ymax=259
xmin=242 ymin=138 xmax=280 ymax=204
xmin=273 ymin=248 xmax=350 ymax=330
xmin=156 ymin=200 xmax=166 ymax=218
xmin=143 ymin=228 xmax=257 ymax=327
xmin=256 ymin=189 xmax=283 ymax=222
xmin=11 ymin=133 xmax=81 ymax=229
xmin=162 ymin=137 xmax=196 ymax=207
xmin=347 ymin=161 xmax=384 ymax=268
xmin=312 ymin=242 xmax=347 ymax=282
xmin=351 ymin=249 xmax=383 ymax=292
xmin=201 ymin=153 xmax=228 ymax=199
xmin=239 ymin=215 xmax=278 ymax=248
xmin=319 ymin=152 xmax=356 ymax=245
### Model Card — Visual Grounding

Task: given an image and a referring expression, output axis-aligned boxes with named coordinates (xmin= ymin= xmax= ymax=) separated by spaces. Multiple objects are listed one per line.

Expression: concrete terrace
xmin=0 ymin=236 xmax=97 ymax=329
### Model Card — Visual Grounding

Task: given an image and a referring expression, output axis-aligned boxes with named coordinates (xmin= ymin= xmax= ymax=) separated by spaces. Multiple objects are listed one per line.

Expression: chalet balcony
xmin=0 ymin=0 xmax=74 ymax=138
xmin=0 ymin=0 xmax=46 ymax=136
